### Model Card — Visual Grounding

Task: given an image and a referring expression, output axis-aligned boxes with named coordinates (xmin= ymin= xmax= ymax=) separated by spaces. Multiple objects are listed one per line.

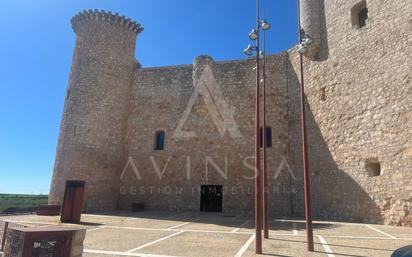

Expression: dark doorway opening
xmin=200 ymin=185 xmax=223 ymax=212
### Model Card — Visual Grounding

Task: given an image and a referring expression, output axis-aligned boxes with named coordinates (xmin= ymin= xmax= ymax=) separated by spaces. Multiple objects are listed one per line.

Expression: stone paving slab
xmin=312 ymin=222 xmax=383 ymax=237
xmin=366 ymin=224 xmax=412 ymax=239
xmin=176 ymin=219 xmax=248 ymax=232
xmin=325 ymin=238 xmax=412 ymax=257
xmin=238 ymin=221 xmax=303 ymax=234
xmin=84 ymin=227 xmax=177 ymax=252
xmin=80 ymin=215 xmax=127 ymax=225
xmin=103 ymin=217 xmax=191 ymax=229
xmin=243 ymin=235 xmax=326 ymax=257
xmin=136 ymin=230 xmax=251 ymax=257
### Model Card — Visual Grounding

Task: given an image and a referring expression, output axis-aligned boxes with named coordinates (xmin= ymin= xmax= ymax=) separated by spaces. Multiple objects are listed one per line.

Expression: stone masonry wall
xmin=119 ymin=54 xmax=291 ymax=215
xmin=49 ymin=10 xmax=143 ymax=211
xmin=288 ymin=0 xmax=412 ymax=225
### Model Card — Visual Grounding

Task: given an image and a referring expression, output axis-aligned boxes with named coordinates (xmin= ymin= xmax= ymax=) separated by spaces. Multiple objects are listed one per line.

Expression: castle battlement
xmin=71 ymin=9 xmax=144 ymax=34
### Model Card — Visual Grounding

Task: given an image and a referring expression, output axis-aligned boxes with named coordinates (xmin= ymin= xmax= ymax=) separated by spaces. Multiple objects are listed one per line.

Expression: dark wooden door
xmin=60 ymin=180 xmax=85 ymax=223
xmin=200 ymin=185 xmax=223 ymax=212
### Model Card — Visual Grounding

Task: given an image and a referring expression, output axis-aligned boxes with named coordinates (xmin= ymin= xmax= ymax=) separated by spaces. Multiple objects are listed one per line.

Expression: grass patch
xmin=0 ymin=194 xmax=48 ymax=214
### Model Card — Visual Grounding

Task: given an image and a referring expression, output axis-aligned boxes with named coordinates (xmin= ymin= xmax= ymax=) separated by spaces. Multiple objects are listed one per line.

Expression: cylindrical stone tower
xmin=49 ymin=10 xmax=143 ymax=211
xmin=300 ymin=0 xmax=321 ymax=59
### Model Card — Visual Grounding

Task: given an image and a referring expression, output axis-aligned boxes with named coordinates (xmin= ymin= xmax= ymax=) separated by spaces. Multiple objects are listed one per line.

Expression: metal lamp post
xmin=243 ymin=0 xmax=271 ymax=253
xmin=297 ymin=0 xmax=315 ymax=252
xmin=261 ymin=27 xmax=269 ymax=240
xmin=244 ymin=0 xmax=315 ymax=253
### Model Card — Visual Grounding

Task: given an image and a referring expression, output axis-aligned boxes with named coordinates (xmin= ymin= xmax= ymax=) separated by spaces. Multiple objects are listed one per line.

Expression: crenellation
xmin=71 ymin=9 xmax=143 ymax=34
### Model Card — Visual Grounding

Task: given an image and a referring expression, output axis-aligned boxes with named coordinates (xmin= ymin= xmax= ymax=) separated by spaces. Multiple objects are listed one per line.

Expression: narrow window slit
xmin=259 ymin=127 xmax=272 ymax=148
xmin=155 ymin=131 xmax=165 ymax=150
xmin=320 ymin=87 xmax=326 ymax=101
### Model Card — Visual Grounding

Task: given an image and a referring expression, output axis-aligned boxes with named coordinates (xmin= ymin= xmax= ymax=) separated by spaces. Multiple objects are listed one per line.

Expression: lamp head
xmin=298 ymin=44 xmax=308 ymax=54
xmin=243 ymin=44 xmax=254 ymax=56
xmin=260 ymin=19 xmax=271 ymax=31
xmin=248 ymin=29 xmax=258 ymax=41
xmin=302 ymin=35 xmax=314 ymax=46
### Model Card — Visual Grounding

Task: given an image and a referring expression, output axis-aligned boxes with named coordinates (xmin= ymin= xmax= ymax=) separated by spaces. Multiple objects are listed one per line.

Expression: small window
xmin=358 ymin=7 xmax=368 ymax=28
xmin=155 ymin=131 xmax=165 ymax=150
xmin=259 ymin=127 xmax=272 ymax=148
xmin=320 ymin=87 xmax=326 ymax=101
xmin=351 ymin=1 xmax=368 ymax=28
xmin=365 ymin=159 xmax=381 ymax=177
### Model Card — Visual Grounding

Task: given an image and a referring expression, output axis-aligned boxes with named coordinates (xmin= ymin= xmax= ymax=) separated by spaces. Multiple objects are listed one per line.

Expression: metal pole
xmin=254 ymin=0 xmax=262 ymax=254
xmin=297 ymin=0 xmax=314 ymax=251
xmin=262 ymin=29 xmax=269 ymax=239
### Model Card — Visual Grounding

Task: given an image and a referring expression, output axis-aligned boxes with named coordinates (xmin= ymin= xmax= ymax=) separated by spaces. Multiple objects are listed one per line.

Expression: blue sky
xmin=0 ymin=0 xmax=298 ymax=194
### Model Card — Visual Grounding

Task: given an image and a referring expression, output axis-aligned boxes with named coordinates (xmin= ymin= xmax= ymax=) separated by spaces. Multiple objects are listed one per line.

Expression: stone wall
xmin=49 ymin=10 xmax=143 ymax=211
xmin=119 ymin=54 xmax=291 ymax=215
xmin=288 ymin=0 xmax=412 ymax=225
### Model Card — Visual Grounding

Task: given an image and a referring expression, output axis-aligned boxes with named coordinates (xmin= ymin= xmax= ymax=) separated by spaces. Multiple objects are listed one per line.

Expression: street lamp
xmin=298 ymin=44 xmax=308 ymax=54
xmin=261 ymin=19 xmax=271 ymax=31
xmin=260 ymin=26 xmax=270 ymax=241
xmin=243 ymin=44 xmax=256 ymax=56
xmin=298 ymin=29 xmax=314 ymax=54
xmin=300 ymin=29 xmax=314 ymax=46
xmin=243 ymin=1 xmax=271 ymax=252
xmin=243 ymin=0 xmax=315 ymax=254
xmin=302 ymin=34 xmax=314 ymax=45
xmin=297 ymin=0 xmax=315 ymax=252
xmin=249 ymin=29 xmax=259 ymax=41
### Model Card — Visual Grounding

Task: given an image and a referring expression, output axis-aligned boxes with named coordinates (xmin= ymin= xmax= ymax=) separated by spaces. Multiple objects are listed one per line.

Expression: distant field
xmin=0 ymin=194 xmax=48 ymax=214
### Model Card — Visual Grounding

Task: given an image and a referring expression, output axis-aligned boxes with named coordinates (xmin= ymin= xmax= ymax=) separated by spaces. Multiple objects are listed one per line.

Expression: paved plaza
xmin=1 ymin=211 xmax=411 ymax=256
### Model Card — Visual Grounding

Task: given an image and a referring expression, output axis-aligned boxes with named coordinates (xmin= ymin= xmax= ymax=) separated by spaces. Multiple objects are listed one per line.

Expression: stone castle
xmin=49 ymin=0 xmax=412 ymax=226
